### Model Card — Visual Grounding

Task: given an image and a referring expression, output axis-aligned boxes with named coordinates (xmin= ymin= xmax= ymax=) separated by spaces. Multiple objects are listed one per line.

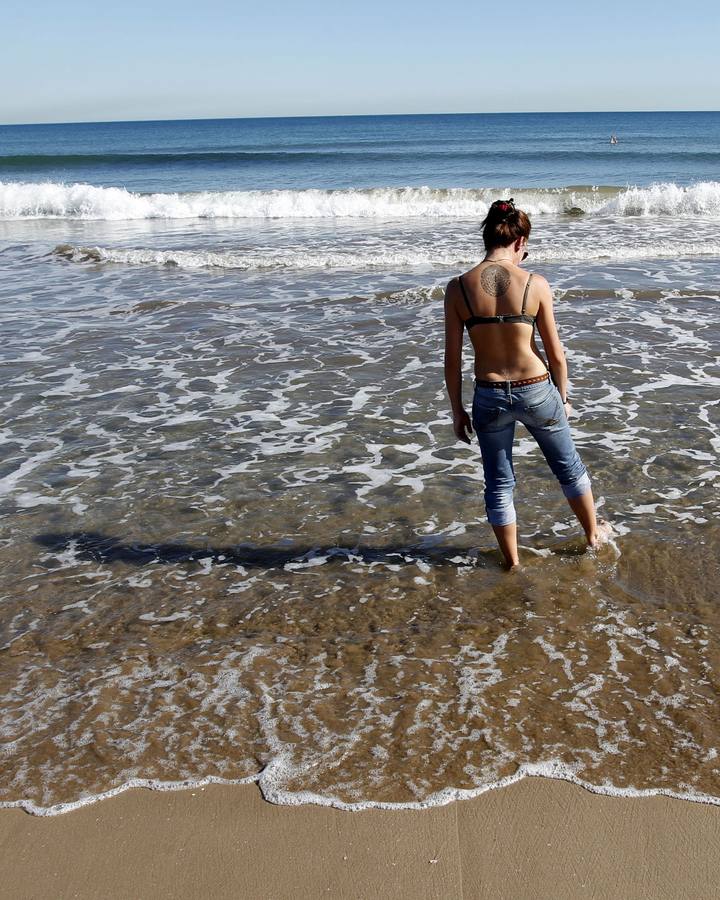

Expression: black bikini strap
xmin=521 ymin=273 xmax=533 ymax=315
xmin=458 ymin=275 xmax=473 ymax=314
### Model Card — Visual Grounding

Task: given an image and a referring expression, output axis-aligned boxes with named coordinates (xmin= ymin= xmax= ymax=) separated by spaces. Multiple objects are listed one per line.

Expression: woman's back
xmin=454 ymin=260 xmax=548 ymax=382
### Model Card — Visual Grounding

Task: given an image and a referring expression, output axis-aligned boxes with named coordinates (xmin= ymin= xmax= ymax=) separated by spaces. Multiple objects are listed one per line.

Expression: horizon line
xmin=2 ymin=108 xmax=719 ymax=128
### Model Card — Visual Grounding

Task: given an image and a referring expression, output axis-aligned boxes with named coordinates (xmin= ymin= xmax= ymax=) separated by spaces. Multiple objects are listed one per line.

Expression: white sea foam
xmin=5 ymin=180 xmax=720 ymax=220
xmin=3 ymin=765 xmax=720 ymax=817
xmin=3 ymin=224 xmax=720 ymax=820
xmin=0 ymin=439 xmax=64 ymax=497
xmin=53 ymin=238 xmax=720 ymax=271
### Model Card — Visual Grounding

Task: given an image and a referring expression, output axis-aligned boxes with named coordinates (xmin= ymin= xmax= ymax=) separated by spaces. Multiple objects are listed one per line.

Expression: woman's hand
xmin=563 ymin=401 xmax=573 ymax=418
xmin=453 ymin=408 xmax=473 ymax=444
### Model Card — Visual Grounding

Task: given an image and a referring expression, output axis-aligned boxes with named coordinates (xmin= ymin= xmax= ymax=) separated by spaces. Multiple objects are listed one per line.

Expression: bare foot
xmin=588 ymin=519 xmax=614 ymax=549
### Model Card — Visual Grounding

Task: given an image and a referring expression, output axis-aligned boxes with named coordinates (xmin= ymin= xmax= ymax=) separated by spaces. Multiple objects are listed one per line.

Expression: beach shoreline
xmin=3 ymin=112 xmax=720 ymax=898
xmin=2 ymin=777 xmax=719 ymax=899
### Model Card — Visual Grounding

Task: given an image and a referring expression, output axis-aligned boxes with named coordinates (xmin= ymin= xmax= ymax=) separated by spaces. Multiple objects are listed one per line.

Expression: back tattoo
xmin=480 ymin=265 xmax=511 ymax=297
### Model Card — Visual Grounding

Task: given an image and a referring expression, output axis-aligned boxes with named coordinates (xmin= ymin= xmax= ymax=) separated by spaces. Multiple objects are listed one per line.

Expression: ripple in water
xmin=1 ymin=216 xmax=720 ymax=813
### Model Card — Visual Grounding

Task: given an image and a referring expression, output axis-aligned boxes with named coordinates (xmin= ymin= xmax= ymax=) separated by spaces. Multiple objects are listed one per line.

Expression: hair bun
xmin=490 ymin=198 xmax=516 ymax=219
xmin=481 ymin=199 xmax=531 ymax=251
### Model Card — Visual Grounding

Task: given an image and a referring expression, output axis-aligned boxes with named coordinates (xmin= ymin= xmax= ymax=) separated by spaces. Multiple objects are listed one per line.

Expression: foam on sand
xmin=2 ymin=760 xmax=720 ymax=817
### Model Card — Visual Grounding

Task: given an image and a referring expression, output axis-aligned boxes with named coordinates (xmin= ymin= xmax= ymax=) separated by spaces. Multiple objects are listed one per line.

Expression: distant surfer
xmin=610 ymin=133 xmax=618 ymax=145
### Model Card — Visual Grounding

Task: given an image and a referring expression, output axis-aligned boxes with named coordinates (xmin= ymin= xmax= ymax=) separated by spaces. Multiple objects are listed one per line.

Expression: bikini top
xmin=459 ymin=272 xmax=536 ymax=329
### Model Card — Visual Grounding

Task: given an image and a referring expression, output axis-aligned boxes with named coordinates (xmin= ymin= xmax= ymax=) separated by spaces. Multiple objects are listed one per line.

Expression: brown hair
xmin=481 ymin=198 xmax=531 ymax=251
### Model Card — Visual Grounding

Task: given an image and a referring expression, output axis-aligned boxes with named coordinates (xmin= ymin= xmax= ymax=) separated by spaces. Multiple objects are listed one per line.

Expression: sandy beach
xmin=1 ymin=777 xmax=718 ymax=899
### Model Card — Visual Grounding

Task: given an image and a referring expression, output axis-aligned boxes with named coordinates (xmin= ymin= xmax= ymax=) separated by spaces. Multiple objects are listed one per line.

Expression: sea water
xmin=1 ymin=112 xmax=720 ymax=814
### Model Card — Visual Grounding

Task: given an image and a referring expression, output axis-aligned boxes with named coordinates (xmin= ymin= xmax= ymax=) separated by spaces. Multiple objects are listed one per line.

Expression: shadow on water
xmin=33 ymin=530 xmax=494 ymax=569
xmin=33 ymin=531 xmax=589 ymax=570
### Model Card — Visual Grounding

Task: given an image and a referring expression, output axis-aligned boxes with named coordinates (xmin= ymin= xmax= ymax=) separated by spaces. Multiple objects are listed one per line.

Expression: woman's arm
xmin=534 ymin=276 xmax=570 ymax=405
xmin=444 ymin=279 xmax=473 ymax=443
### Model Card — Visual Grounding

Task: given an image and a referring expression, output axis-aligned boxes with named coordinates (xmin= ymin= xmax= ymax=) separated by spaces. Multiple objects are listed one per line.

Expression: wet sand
xmin=1 ymin=778 xmax=719 ymax=899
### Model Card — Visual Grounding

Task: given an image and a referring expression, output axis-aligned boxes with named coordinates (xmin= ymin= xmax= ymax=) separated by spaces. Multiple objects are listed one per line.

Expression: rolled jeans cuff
xmin=561 ymin=472 xmax=592 ymax=499
xmin=487 ymin=504 xmax=517 ymax=526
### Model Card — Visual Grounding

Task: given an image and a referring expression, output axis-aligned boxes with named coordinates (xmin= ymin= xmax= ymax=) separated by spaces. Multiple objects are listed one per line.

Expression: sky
xmin=2 ymin=0 xmax=718 ymax=124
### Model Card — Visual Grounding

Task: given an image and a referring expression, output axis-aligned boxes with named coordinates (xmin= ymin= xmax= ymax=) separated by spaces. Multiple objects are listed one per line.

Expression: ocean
xmin=1 ymin=111 xmax=720 ymax=814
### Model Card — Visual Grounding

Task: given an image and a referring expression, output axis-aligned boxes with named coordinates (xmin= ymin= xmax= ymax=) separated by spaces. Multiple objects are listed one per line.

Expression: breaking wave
xmin=53 ymin=239 xmax=720 ymax=271
xmin=5 ymin=180 xmax=720 ymax=220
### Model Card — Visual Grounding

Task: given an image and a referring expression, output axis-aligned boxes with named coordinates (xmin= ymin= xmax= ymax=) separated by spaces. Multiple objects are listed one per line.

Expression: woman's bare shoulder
xmin=527 ymin=272 xmax=552 ymax=300
xmin=444 ymin=275 xmax=461 ymax=297
xmin=443 ymin=277 xmax=464 ymax=315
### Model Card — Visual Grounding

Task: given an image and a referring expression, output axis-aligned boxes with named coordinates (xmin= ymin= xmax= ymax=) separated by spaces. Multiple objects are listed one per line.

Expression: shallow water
xmin=1 ymin=205 xmax=720 ymax=812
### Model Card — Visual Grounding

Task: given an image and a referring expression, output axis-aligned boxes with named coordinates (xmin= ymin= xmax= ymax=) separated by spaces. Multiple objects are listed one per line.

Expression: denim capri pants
xmin=471 ymin=376 xmax=591 ymax=526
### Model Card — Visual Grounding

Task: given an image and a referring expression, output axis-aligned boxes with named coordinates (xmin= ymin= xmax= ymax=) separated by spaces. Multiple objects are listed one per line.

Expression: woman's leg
xmin=520 ymin=393 xmax=602 ymax=547
xmin=565 ymin=489 xmax=599 ymax=546
xmin=475 ymin=419 xmax=519 ymax=568
xmin=491 ymin=522 xmax=520 ymax=569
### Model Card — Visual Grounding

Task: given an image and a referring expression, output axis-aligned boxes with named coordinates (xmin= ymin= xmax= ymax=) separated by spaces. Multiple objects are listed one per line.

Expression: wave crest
xmin=4 ymin=181 xmax=720 ymax=220
xmin=53 ymin=238 xmax=720 ymax=271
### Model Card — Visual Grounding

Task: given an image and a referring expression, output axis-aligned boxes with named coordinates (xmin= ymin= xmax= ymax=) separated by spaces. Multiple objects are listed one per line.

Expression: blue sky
xmin=3 ymin=0 xmax=718 ymax=123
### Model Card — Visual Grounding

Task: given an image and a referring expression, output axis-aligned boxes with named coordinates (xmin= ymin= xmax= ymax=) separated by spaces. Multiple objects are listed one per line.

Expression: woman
xmin=443 ymin=198 xmax=609 ymax=569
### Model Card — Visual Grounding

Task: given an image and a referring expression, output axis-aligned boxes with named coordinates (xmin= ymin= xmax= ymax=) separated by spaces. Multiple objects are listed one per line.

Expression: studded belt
xmin=474 ymin=372 xmax=550 ymax=389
